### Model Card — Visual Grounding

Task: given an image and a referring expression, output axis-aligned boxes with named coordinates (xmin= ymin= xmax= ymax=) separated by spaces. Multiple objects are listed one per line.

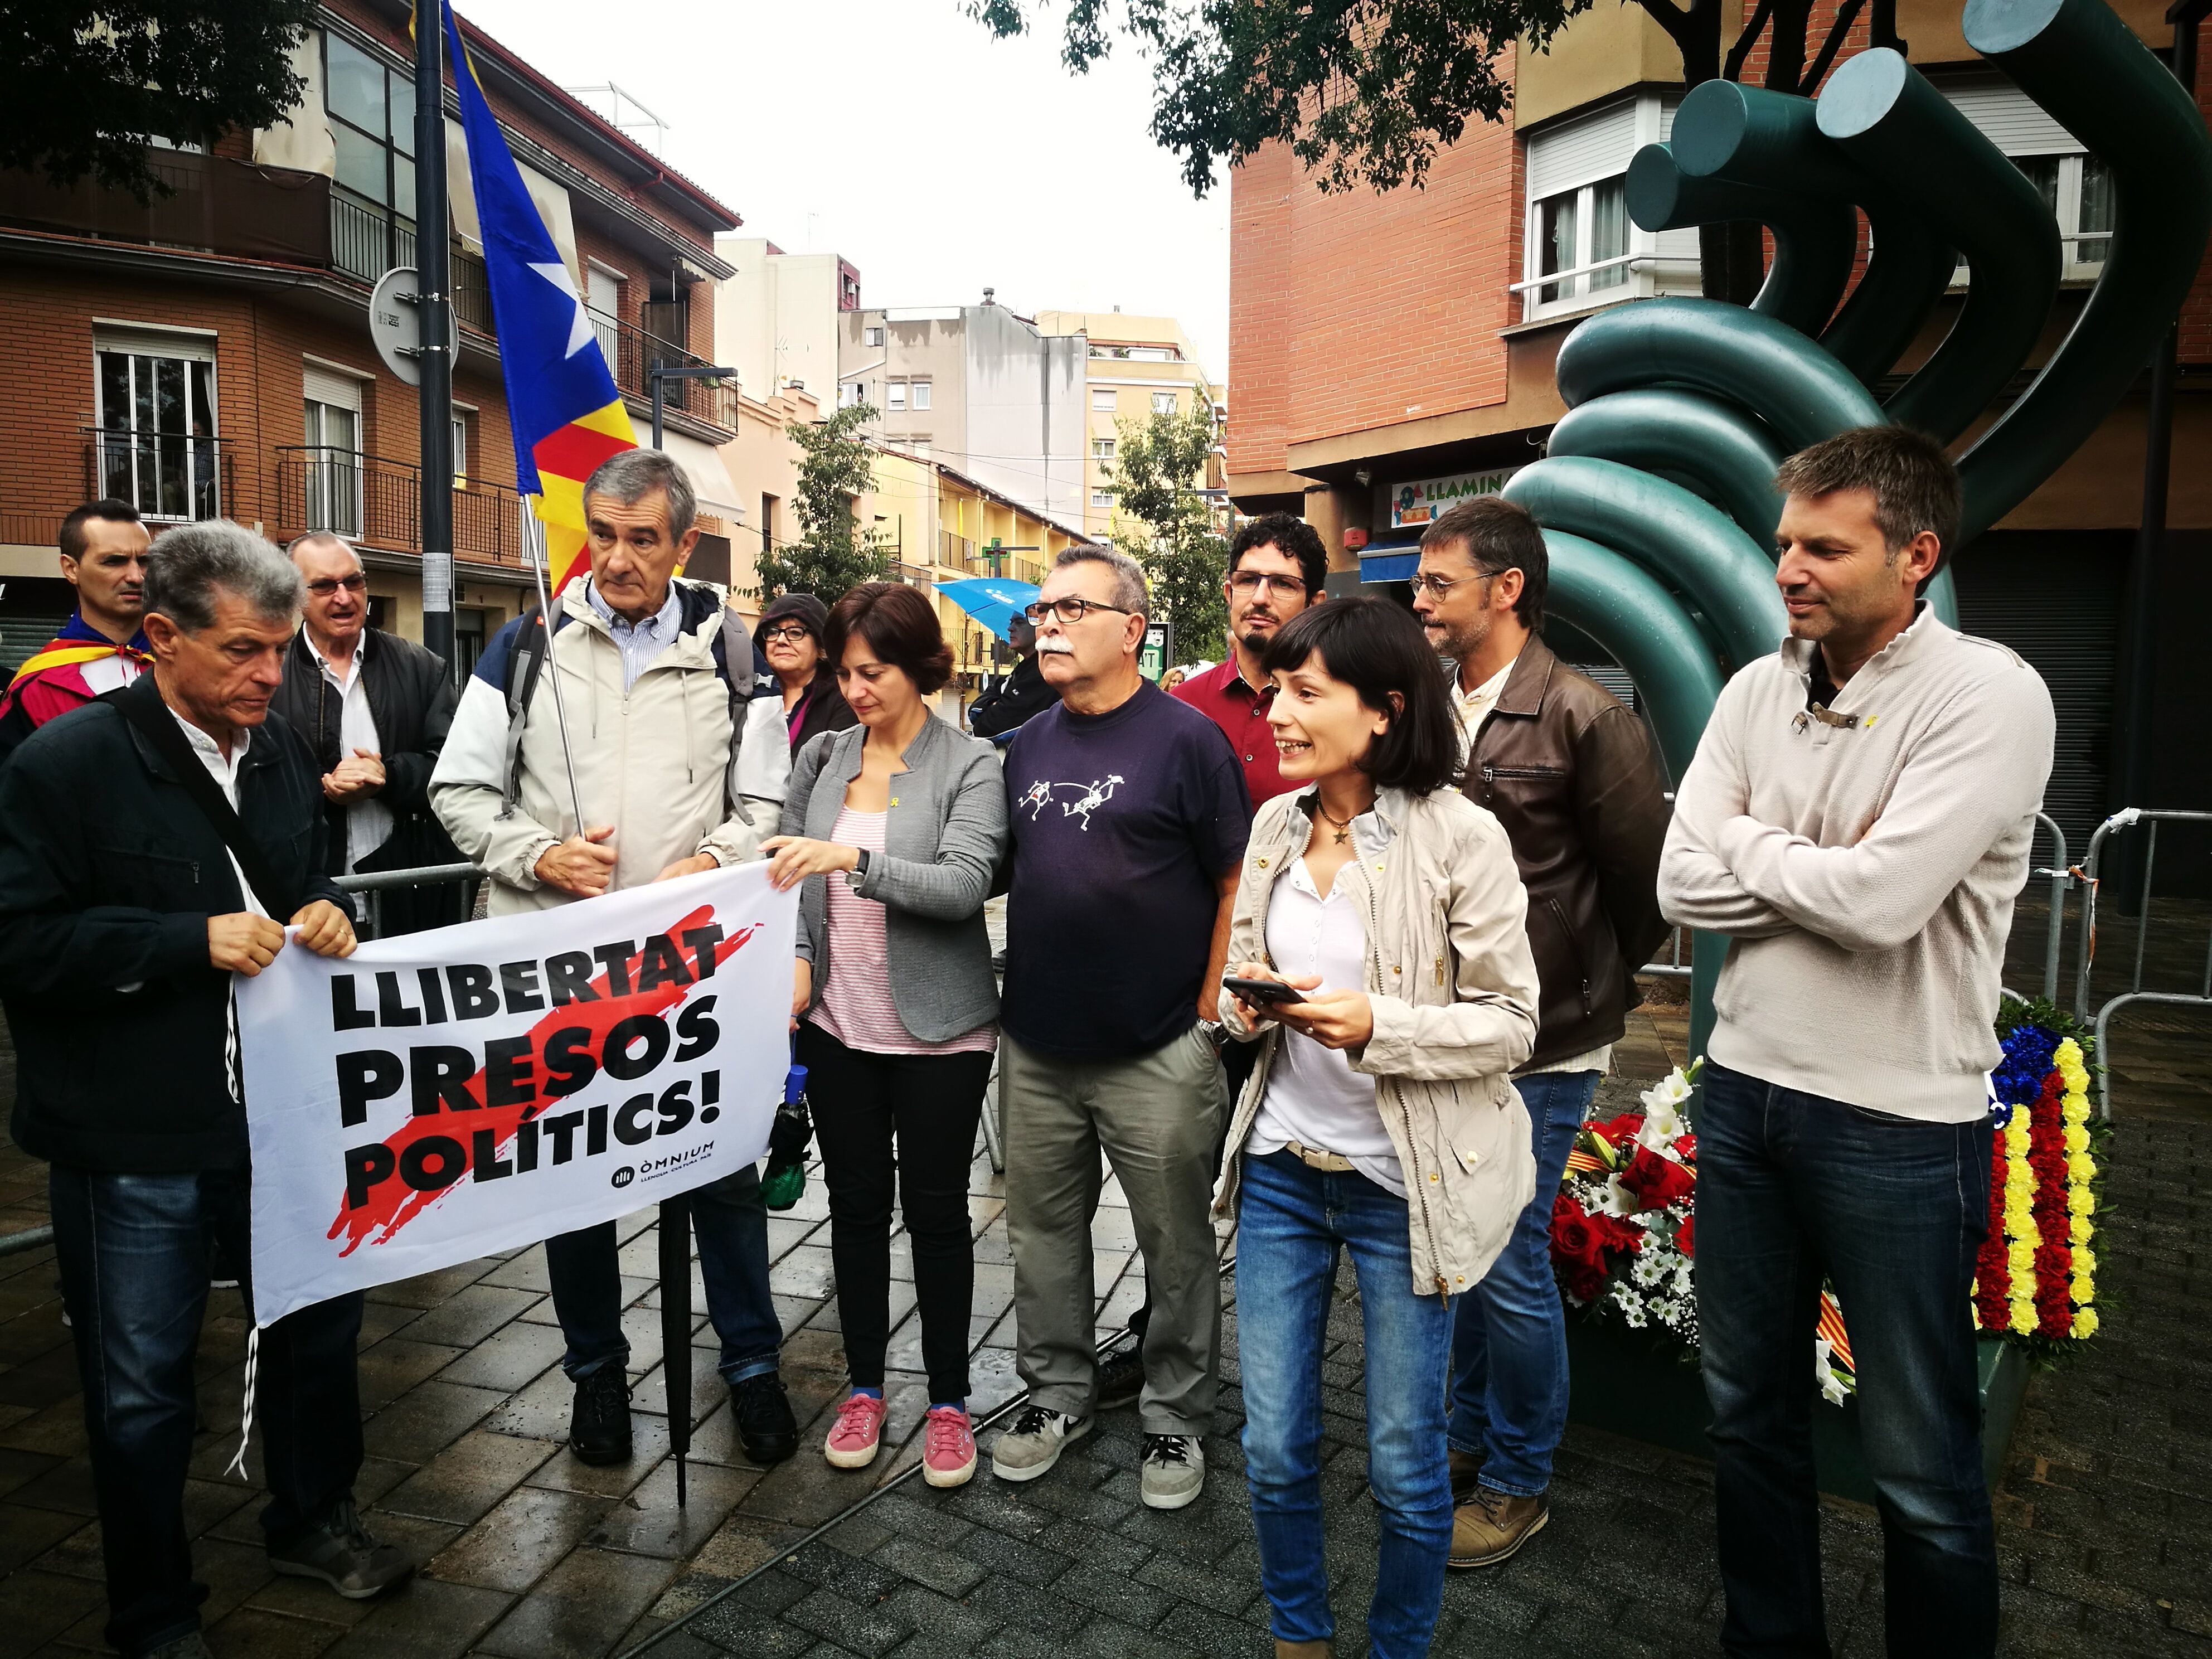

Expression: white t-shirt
xmin=1249 ymin=856 xmax=1405 ymax=1197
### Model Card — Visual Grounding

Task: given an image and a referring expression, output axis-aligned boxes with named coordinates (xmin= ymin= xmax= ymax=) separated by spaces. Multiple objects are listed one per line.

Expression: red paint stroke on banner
xmin=326 ymin=904 xmax=759 ymax=1255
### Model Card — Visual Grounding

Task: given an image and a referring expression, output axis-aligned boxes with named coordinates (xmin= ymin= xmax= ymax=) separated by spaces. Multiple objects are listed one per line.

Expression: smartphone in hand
xmin=1223 ymin=974 xmax=1302 ymax=1007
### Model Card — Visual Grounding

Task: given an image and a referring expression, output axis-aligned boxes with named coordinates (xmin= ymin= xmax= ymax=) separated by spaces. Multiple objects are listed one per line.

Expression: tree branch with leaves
xmin=752 ymin=404 xmax=892 ymax=603
xmin=0 ymin=1 xmax=315 ymax=203
xmin=1104 ymin=401 xmax=1229 ymax=663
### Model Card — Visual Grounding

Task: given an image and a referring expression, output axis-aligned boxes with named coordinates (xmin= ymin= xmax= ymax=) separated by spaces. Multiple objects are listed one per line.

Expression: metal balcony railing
xmin=329 ymin=192 xmax=416 ymax=287
xmin=86 ymin=428 xmax=229 ymax=523
xmin=593 ymin=306 xmax=738 ymax=434
xmin=274 ymin=447 xmax=524 ymax=566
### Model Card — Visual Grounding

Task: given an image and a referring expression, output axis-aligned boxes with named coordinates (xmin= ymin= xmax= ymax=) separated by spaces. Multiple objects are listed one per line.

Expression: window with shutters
xmin=1940 ymin=79 xmax=2111 ymax=282
xmin=1519 ymin=95 xmax=1697 ymax=324
xmin=301 ymin=366 xmax=363 ymax=538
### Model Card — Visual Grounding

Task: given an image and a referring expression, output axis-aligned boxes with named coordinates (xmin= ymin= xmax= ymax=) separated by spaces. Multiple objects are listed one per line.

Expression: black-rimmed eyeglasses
xmin=1023 ymin=596 xmax=1136 ymax=625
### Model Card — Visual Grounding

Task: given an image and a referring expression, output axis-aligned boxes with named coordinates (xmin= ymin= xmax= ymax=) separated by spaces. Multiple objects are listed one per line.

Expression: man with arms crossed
xmin=991 ymin=546 xmax=1249 ymax=1510
xmin=433 ymin=449 xmax=795 ymax=1471
xmin=0 ymin=498 xmax=153 ymax=767
xmin=1410 ymin=496 xmax=1671 ymax=1567
xmin=1659 ymin=427 xmax=2053 ymax=1658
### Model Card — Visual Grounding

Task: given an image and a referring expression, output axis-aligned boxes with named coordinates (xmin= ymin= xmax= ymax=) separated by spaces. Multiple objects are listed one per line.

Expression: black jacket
xmin=1456 ymin=637 xmax=1673 ymax=1068
xmin=968 ymin=653 xmax=1055 ymax=738
xmin=0 ymin=672 xmax=349 ymax=1172
xmin=268 ymin=626 xmax=460 ymax=875
xmin=788 ymin=667 xmax=857 ymax=752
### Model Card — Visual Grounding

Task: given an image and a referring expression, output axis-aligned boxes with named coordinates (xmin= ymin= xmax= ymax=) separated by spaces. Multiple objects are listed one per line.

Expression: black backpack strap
xmin=500 ymin=605 xmax=552 ymax=814
xmin=108 ymin=687 xmax=298 ymax=918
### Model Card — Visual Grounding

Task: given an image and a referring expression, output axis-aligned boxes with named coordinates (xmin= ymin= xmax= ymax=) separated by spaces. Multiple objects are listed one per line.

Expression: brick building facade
xmin=0 ymin=0 xmax=741 ymax=673
xmin=1227 ymin=0 xmax=2212 ymax=847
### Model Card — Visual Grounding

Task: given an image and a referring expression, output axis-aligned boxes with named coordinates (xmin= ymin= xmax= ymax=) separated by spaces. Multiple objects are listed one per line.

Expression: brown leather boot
xmin=1448 ymin=1445 xmax=1484 ymax=1502
xmin=1274 ymin=1641 xmax=1332 ymax=1658
xmin=1448 ymin=1485 xmax=1549 ymax=1568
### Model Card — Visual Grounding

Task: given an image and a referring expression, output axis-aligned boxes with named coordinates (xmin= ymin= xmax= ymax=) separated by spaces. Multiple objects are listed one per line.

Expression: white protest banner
xmin=237 ymin=861 xmax=796 ymax=1327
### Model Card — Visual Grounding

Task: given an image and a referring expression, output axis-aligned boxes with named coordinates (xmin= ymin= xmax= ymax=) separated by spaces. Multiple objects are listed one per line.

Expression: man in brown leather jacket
xmin=1410 ymin=496 xmax=1672 ymax=1569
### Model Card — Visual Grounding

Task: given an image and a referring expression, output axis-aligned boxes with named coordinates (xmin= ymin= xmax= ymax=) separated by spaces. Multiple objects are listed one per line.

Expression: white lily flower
xmin=1603 ymin=1175 xmax=1642 ymax=1217
xmin=1814 ymin=1337 xmax=1849 ymax=1408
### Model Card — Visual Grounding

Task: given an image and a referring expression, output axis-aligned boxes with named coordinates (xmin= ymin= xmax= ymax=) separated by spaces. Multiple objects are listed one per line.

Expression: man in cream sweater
xmin=1659 ymin=426 xmax=2053 ymax=1659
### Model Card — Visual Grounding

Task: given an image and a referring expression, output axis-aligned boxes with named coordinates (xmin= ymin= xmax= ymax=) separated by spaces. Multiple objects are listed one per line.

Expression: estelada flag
xmin=442 ymin=0 xmax=634 ymax=594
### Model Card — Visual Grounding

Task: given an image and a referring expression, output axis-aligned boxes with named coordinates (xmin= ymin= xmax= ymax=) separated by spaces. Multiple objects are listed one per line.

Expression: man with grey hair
xmin=990 ymin=545 xmax=1250 ymax=1510
xmin=269 ymin=533 xmax=460 ymax=933
xmin=0 ymin=520 xmax=413 ymax=1657
xmin=431 ymin=447 xmax=798 ymax=1472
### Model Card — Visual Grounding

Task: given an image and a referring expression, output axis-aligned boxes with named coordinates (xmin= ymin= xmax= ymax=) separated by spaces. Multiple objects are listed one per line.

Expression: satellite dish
xmin=368 ymin=266 xmax=460 ymax=389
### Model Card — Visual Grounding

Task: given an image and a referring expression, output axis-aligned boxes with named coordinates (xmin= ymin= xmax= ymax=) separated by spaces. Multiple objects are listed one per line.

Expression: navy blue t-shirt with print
xmin=1001 ymin=680 xmax=1252 ymax=1061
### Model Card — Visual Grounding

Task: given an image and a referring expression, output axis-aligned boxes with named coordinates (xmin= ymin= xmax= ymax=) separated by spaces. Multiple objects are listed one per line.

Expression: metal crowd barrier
xmin=335 ymin=861 xmax=484 ymax=941
xmin=2067 ymin=808 xmax=2212 ymax=1120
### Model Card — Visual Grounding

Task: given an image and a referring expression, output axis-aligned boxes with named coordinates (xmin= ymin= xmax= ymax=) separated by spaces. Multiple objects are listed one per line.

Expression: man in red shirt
xmin=1170 ymin=512 xmax=1327 ymax=805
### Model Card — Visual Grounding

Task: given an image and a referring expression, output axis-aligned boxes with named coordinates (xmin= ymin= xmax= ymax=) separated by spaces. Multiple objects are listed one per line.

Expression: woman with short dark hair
xmin=762 ymin=582 xmax=1006 ymax=1487
xmin=1214 ymin=597 xmax=1541 ymax=1659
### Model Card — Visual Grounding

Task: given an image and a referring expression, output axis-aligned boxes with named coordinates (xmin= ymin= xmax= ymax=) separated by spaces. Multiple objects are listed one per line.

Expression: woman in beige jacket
xmin=1216 ymin=598 xmax=1539 ymax=1659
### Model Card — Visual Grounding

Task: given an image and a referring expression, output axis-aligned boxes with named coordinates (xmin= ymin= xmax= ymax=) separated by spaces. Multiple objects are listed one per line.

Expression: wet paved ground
xmin=0 ymin=895 xmax=2205 ymax=1656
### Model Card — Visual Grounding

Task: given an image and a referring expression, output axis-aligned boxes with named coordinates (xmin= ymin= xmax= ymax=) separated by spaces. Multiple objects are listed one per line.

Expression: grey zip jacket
xmin=1215 ymin=784 xmax=1541 ymax=1296
xmin=782 ymin=716 xmax=1007 ymax=1044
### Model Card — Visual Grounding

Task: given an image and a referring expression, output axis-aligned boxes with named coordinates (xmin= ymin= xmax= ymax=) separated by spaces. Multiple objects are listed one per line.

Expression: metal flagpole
xmin=522 ymin=500 xmax=588 ymax=832
xmin=658 ymin=1197 xmax=692 ymax=1506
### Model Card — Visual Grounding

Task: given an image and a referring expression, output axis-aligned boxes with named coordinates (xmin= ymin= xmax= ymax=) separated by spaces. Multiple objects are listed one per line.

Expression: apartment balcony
xmin=274 ymin=447 xmax=526 ymax=569
xmin=594 ymin=305 xmax=739 ymax=435
xmin=0 ymin=151 xmax=333 ymax=266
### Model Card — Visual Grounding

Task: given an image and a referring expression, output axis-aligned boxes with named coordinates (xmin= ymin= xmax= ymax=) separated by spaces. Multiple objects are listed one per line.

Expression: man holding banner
xmin=0 ymin=523 xmax=410 ymax=1659
xmin=430 ymin=449 xmax=795 ymax=1468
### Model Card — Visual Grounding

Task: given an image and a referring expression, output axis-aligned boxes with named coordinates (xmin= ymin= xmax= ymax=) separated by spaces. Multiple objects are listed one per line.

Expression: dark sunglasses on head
xmin=305 ymin=574 xmax=368 ymax=596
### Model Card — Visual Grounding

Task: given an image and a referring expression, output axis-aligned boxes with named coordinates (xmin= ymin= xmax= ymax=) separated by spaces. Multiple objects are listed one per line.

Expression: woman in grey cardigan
xmin=762 ymin=583 xmax=1008 ymax=1488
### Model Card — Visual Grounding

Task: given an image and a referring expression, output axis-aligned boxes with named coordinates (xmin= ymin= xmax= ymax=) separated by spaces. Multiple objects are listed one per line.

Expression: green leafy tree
xmin=754 ymin=404 xmax=892 ymax=603
xmin=0 ymin=1 xmax=316 ymax=202
xmin=967 ymin=0 xmax=1907 ymax=299
xmin=1106 ymin=401 xmax=1228 ymax=664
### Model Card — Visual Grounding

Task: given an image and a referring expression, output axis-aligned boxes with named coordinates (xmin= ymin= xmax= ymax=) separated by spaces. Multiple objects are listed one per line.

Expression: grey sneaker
xmin=143 ymin=1635 xmax=214 ymax=1659
xmin=1140 ymin=1433 xmax=1205 ymax=1510
xmin=990 ymin=1404 xmax=1090 ymax=1482
xmin=266 ymin=1497 xmax=414 ymax=1599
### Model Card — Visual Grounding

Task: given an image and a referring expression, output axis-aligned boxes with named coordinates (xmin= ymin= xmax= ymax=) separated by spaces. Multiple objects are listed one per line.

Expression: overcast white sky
xmin=460 ymin=0 xmax=1233 ymax=382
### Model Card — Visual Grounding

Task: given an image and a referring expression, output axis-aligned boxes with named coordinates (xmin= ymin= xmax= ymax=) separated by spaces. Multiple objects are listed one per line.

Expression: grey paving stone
xmin=430 ymin=1483 xmax=615 ymax=1594
xmin=377 ymin=1427 xmax=560 ymax=1526
xmin=474 ymin=1544 xmax=680 ymax=1659
xmin=782 ymin=1584 xmax=917 ymax=1656
xmin=872 ymin=1532 xmax=987 ymax=1598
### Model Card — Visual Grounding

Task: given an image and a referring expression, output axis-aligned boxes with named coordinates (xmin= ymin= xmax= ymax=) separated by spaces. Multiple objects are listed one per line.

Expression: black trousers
xmin=795 ymin=1023 xmax=993 ymax=1404
xmin=49 ymin=1165 xmax=364 ymax=1657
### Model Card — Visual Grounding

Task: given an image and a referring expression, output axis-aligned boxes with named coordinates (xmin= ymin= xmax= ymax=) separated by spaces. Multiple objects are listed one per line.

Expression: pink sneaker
xmin=921 ymin=1404 xmax=977 ymax=1488
xmin=824 ymin=1391 xmax=888 ymax=1469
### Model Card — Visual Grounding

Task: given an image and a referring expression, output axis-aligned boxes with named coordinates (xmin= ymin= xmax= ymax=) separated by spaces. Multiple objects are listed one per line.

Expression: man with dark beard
xmin=1170 ymin=513 xmax=1326 ymax=807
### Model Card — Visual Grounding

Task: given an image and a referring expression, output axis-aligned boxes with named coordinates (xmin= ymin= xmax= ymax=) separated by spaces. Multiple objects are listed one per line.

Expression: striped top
xmin=808 ymin=806 xmax=996 ymax=1056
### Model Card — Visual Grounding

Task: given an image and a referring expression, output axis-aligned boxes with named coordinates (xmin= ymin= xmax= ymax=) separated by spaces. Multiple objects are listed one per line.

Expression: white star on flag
xmin=530 ymin=260 xmax=596 ymax=358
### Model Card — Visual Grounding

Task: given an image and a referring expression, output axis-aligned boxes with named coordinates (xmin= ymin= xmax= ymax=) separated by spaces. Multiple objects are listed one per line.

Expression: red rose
xmin=1566 ymin=1260 xmax=1609 ymax=1303
xmin=1551 ymin=1195 xmax=1604 ymax=1269
xmin=1620 ymin=1146 xmax=1697 ymax=1211
xmin=1674 ymin=1214 xmax=1696 ymax=1259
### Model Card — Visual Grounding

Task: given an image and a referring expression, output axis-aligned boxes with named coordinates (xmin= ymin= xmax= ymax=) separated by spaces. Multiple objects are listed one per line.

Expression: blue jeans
xmin=1697 ymin=1061 xmax=1998 ymax=1658
xmin=1237 ymin=1149 xmax=1456 ymax=1659
xmin=49 ymin=1165 xmax=366 ymax=1657
xmin=544 ymin=1163 xmax=782 ymax=1385
xmin=1447 ymin=1069 xmax=1598 ymax=1497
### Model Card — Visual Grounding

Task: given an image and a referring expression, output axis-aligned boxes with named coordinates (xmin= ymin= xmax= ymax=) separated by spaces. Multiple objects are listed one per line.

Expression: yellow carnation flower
xmin=2074 ymin=1245 xmax=2097 ymax=1274
xmin=2063 ymin=1124 xmax=2089 ymax=1154
xmin=2072 ymin=1307 xmax=2098 ymax=1338
xmin=2070 ymin=1215 xmax=2093 ymax=1245
xmin=2068 ymin=1153 xmax=2097 ymax=1184
xmin=2068 ymin=1185 xmax=2095 ymax=1215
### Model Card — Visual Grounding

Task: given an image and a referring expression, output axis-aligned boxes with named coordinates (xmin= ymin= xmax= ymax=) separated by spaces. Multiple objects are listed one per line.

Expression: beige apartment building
xmin=1034 ymin=310 xmax=1223 ymax=544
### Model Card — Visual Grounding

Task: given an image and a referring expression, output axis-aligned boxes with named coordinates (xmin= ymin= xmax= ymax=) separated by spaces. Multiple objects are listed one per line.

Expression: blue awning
xmin=1357 ymin=544 xmax=1421 ymax=584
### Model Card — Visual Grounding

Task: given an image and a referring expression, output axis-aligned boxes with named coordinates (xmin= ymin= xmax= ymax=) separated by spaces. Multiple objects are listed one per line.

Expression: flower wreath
xmin=1549 ymin=1003 xmax=2103 ymax=1404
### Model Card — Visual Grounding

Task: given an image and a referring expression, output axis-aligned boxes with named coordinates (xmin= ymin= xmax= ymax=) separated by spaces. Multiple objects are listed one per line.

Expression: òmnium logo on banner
xmin=236 ymin=862 xmax=797 ymax=1327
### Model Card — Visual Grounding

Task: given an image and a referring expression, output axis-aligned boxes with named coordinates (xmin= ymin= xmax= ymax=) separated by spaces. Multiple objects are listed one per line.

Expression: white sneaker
xmin=989 ymin=1404 xmax=1090 ymax=1482
xmin=1140 ymin=1434 xmax=1204 ymax=1510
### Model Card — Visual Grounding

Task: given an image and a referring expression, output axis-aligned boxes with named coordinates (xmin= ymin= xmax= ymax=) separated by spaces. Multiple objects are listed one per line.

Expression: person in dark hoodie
xmin=735 ymin=591 xmax=857 ymax=824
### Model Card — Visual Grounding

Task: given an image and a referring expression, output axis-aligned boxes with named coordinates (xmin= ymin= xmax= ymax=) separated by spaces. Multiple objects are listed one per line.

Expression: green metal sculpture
xmin=1502 ymin=0 xmax=2212 ymax=1051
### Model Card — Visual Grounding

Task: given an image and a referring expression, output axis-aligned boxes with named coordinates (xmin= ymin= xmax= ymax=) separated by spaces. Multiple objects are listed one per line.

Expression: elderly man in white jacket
xmin=430 ymin=448 xmax=795 ymax=1471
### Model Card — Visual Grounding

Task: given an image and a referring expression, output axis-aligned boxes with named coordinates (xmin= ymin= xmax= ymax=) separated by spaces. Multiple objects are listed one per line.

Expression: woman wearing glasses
xmin=1215 ymin=598 xmax=1540 ymax=1659
xmin=762 ymin=583 xmax=1007 ymax=1488
xmin=734 ymin=593 xmax=856 ymax=826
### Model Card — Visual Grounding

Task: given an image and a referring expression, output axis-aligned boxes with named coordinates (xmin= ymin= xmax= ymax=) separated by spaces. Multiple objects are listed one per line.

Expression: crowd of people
xmin=0 ymin=425 xmax=2054 ymax=1659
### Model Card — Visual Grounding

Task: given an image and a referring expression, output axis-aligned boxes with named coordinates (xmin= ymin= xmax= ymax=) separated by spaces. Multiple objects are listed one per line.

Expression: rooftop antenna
xmin=562 ymin=83 xmax=671 ymax=155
